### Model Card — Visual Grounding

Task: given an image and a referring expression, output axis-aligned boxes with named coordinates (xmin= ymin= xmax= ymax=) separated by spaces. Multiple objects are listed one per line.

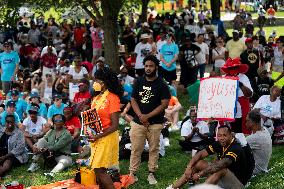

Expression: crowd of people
xmin=0 ymin=2 xmax=283 ymax=189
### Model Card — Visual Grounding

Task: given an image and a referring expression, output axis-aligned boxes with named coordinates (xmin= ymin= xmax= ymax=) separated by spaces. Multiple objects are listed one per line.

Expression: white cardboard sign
xmin=197 ymin=77 xmax=238 ymax=121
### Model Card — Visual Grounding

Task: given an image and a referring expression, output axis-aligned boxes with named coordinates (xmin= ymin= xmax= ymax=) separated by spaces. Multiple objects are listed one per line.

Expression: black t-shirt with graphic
xmin=240 ymin=49 xmax=262 ymax=80
xmin=132 ymin=76 xmax=171 ymax=124
xmin=206 ymin=139 xmax=254 ymax=185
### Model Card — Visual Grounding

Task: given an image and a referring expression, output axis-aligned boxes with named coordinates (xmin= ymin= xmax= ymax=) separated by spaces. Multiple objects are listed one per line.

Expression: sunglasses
xmin=6 ymin=120 xmax=14 ymax=124
xmin=54 ymin=119 xmax=63 ymax=123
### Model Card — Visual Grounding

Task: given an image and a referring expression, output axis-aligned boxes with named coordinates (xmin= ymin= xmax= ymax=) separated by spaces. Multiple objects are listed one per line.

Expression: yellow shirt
xmin=226 ymin=39 xmax=246 ymax=58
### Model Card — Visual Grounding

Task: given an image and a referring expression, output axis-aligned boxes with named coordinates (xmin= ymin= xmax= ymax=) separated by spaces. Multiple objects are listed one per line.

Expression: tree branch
xmin=88 ymin=0 xmax=102 ymax=20
xmin=79 ymin=2 xmax=99 ymax=24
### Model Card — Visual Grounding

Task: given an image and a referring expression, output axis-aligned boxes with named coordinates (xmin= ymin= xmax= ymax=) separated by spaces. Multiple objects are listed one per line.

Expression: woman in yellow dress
xmin=87 ymin=68 xmax=123 ymax=189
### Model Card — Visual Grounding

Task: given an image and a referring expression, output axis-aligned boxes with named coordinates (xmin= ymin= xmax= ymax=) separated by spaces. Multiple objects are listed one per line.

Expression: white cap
xmin=142 ymin=22 xmax=149 ymax=27
xmin=140 ymin=33 xmax=150 ymax=39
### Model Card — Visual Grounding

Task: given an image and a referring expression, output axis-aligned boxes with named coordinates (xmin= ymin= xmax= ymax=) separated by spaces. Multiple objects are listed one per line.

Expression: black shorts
xmin=159 ymin=67 xmax=177 ymax=84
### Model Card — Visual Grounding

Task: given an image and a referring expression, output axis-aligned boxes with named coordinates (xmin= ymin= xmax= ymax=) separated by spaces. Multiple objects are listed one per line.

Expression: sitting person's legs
xmin=173 ymin=160 xmax=209 ymax=188
xmin=51 ymin=155 xmax=72 ymax=173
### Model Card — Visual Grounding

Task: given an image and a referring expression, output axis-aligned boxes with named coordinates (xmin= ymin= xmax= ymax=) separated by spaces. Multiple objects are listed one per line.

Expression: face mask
xmin=93 ymin=82 xmax=102 ymax=92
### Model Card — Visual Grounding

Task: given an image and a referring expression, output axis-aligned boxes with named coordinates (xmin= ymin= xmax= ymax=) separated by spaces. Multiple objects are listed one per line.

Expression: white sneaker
xmin=44 ymin=172 xmax=54 ymax=178
xmin=164 ymin=138 xmax=170 ymax=147
xmin=129 ymin=173 xmax=138 ymax=182
xmin=166 ymin=185 xmax=174 ymax=189
xmin=147 ymin=173 xmax=157 ymax=185
xmin=27 ymin=162 xmax=39 ymax=172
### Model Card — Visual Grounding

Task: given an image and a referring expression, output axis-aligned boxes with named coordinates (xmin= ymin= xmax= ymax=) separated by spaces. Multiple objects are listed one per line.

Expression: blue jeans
xmin=198 ymin=64 xmax=206 ymax=78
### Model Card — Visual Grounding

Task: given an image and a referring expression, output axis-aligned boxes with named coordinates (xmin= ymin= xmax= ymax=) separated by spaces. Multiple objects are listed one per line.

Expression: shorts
xmin=218 ymin=169 xmax=244 ymax=189
xmin=159 ymin=67 xmax=177 ymax=83
xmin=93 ymin=48 xmax=102 ymax=59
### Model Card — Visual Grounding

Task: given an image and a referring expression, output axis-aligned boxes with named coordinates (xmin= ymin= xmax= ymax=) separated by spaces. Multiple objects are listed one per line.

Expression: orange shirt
xmin=169 ymin=96 xmax=178 ymax=107
xmin=91 ymin=92 xmax=120 ymax=129
xmin=267 ymin=8 xmax=276 ymax=16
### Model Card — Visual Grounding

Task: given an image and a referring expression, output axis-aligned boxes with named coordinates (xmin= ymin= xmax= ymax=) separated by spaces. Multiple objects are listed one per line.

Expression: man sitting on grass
xmin=246 ymin=109 xmax=272 ymax=175
xmin=170 ymin=125 xmax=254 ymax=189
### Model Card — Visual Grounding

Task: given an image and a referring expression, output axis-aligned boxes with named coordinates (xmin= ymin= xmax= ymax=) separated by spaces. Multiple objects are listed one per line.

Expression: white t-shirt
xmin=134 ymin=42 xmax=152 ymax=69
xmin=235 ymin=73 xmax=253 ymax=118
xmin=181 ymin=120 xmax=209 ymax=142
xmin=194 ymin=42 xmax=209 ymax=65
xmin=254 ymin=95 xmax=281 ymax=118
xmin=23 ymin=116 xmax=47 ymax=135
xmin=68 ymin=66 xmax=88 ymax=80
xmin=212 ymin=47 xmax=226 ymax=68
xmin=273 ymin=47 xmax=284 ymax=67
xmin=156 ymin=40 xmax=166 ymax=61
xmin=117 ymin=74 xmax=134 ymax=85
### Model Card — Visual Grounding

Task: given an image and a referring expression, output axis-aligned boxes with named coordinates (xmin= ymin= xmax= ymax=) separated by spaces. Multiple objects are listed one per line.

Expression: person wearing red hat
xmin=240 ymin=38 xmax=264 ymax=86
xmin=221 ymin=58 xmax=253 ymax=134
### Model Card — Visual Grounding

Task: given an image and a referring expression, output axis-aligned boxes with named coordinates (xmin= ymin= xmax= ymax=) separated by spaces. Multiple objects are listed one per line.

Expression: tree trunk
xmin=101 ymin=17 xmax=119 ymax=73
xmin=100 ymin=0 xmax=121 ymax=73
xmin=141 ymin=0 xmax=150 ymax=23
xmin=211 ymin=0 xmax=220 ymax=21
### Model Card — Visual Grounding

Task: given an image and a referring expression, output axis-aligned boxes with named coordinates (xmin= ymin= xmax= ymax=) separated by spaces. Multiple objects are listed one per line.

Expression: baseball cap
xmin=232 ymin=30 xmax=239 ymax=34
xmin=53 ymin=94 xmax=62 ymax=99
xmin=30 ymin=92 xmax=40 ymax=100
xmin=28 ymin=105 xmax=39 ymax=114
xmin=245 ymin=38 xmax=253 ymax=43
xmin=11 ymin=90 xmax=19 ymax=96
xmin=6 ymin=101 xmax=16 ymax=107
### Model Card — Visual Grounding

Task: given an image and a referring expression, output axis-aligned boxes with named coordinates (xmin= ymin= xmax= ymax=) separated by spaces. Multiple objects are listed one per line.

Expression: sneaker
xmin=166 ymin=184 xmax=174 ymax=189
xmin=27 ymin=162 xmax=39 ymax=172
xmin=147 ymin=173 xmax=157 ymax=185
xmin=44 ymin=172 xmax=54 ymax=178
xmin=129 ymin=173 xmax=138 ymax=183
xmin=164 ymin=138 xmax=170 ymax=147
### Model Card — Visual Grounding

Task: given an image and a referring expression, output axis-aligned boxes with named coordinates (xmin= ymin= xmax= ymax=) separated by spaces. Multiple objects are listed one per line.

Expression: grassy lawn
xmin=1 ymin=88 xmax=284 ymax=188
xmin=226 ymin=26 xmax=284 ymax=39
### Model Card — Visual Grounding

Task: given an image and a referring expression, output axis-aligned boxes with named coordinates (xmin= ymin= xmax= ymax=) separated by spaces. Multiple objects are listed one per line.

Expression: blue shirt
xmin=0 ymin=111 xmax=20 ymax=127
xmin=160 ymin=43 xmax=179 ymax=71
xmin=0 ymin=51 xmax=19 ymax=81
xmin=122 ymin=84 xmax=133 ymax=102
xmin=47 ymin=103 xmax=66 ymax=119
xmin=26 ymin=103 xmax=48 ymax=118
xmin=6 ymin=99 xmax=28 ymax=121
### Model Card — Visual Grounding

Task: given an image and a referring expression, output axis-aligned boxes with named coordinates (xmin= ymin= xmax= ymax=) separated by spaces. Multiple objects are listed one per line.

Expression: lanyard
xmin=221 ymin=138 xmax=235 ymax=158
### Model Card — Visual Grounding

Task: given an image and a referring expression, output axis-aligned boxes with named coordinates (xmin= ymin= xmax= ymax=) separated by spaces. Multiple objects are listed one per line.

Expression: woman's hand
xmin=87 ymin=135 xmax=100 ymax=142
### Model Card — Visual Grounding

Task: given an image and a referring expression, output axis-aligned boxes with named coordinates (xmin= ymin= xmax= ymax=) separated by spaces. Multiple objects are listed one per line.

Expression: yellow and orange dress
xmin=89 ymin=91 xmax=120 ymax=169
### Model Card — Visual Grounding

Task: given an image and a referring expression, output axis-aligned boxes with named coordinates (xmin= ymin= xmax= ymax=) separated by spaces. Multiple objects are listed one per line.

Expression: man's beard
xmin=145 ymin=69 xmax=157 ymax=78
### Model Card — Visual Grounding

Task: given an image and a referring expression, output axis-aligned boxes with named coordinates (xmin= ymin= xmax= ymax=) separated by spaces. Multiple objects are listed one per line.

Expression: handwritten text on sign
xmin=197 ymin=77 xmax=238 ymax=121
xmin=80 ymin=108 xmax=103 ymax=136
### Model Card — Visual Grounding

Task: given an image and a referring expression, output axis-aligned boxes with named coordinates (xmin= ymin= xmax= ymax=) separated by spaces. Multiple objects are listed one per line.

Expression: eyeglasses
xmin=54 ymin=98 xmax=61 ymax=101
xmin=6 ymin=120 xmax=14 ymax=124
xmin=46 ymin=74 xmax=52 ymax=77
xmin=54 ymin=119 xmax=63 ymax=123
xmin=4 ymin=45 xmax=10 ymax=48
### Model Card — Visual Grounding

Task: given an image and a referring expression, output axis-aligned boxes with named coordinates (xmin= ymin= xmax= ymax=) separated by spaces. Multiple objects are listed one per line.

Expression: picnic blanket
xmin=26 ymin=175 xmax=135 ymax=189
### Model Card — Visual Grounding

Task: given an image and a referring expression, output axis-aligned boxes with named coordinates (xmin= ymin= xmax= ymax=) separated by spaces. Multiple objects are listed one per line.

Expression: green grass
xmin=2 ymin=90 xmax=284 ymax=188
xmin=226 ymin=26 xmax=284 ymax=39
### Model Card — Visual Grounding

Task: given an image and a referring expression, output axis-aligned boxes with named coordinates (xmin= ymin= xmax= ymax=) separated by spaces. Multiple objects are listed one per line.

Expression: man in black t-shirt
xmin=129 ymin=55 xmax=171 ymax=185
xmin=252 ymin=66 xmax=274 ymax=103
xmin=179 ymin=36 xmax=201 ymax=88
xmin=171 ymin=125 xmax=254 ymax=189
xmin=240 ymin=38 xmax=263 ymax=86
